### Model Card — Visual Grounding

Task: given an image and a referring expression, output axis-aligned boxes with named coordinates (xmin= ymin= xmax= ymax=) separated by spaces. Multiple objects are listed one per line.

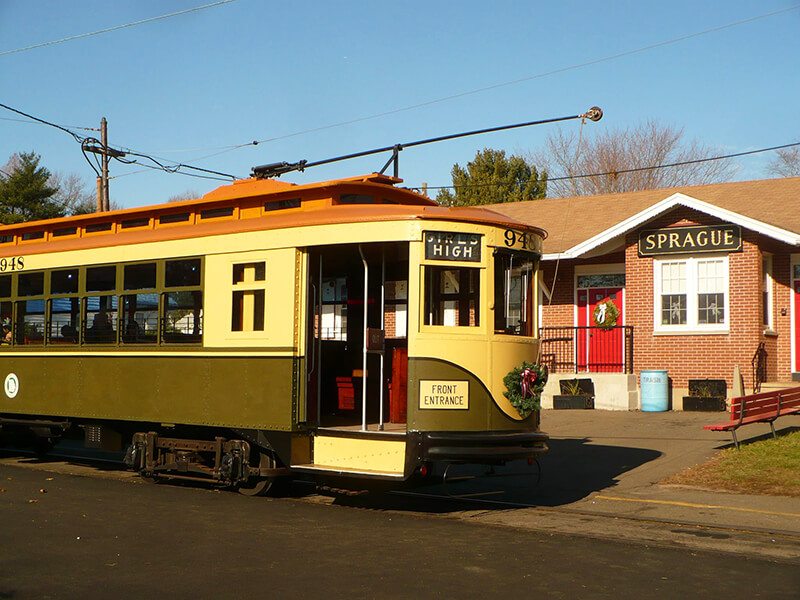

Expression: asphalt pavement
xmin=440 ymin=409 xmax=800 ymax=562
xmin=2 ymin=408 xmax=799 ymax=563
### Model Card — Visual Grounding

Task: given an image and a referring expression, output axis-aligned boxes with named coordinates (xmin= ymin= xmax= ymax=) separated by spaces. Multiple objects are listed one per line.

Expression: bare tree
xmin=50 ymin=171 xmax=124 ymax=214
xmin=767 ymin=144 xmax=800 ymax=178
xmin=533 ymin=120 xmax=733 ymax=197
xmin=168 ymin=190 xmax=200 ymax=203
xmin=49 ymin=171 xmax=95 ymax=214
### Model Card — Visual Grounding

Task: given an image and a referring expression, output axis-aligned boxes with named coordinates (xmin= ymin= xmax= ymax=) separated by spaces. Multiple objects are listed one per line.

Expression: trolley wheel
xmin=237 ymin=477 xmax=275 ymax=497
xmin=236 ymin=449 xmax=287 ymax=497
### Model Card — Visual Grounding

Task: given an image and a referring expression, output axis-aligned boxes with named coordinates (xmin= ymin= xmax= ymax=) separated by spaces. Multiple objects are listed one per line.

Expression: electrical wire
xmin=0 ymin=1 xmax=241 ymax=57
xmin=0 ymin=102 xmax=85 ymax=143
xmin=178 ymin=4 xmax=800 ymax=160
xmin=0 ymin=102 xmax=239 ymax=181
xmin=423 ymin=142 xmax=800 ymax=192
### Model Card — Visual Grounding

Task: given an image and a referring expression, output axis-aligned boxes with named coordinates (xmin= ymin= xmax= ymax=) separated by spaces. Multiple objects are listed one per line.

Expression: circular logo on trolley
xmin=4 ymin=373 xmax=19 ymax=399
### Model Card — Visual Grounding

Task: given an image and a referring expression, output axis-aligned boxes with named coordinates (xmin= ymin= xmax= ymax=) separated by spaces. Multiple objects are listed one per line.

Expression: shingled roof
xmin=489 ymin=176 xmax=800 ymax=259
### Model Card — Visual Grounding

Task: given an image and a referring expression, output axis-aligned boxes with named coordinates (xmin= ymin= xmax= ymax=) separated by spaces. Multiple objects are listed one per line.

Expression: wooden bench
xmin=704 ymin=386 xmax=800 ymax=448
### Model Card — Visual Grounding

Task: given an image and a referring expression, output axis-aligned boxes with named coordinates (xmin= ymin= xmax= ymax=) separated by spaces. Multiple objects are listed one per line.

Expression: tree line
xmin=438 ymin=121 xmax=799 ymax=206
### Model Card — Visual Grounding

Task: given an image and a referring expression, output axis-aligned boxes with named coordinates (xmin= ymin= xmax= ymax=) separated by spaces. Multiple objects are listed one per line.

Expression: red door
xmin=390 ymin=347 xmax=408 ymax=423
xmin=577 ymin=287 xmax=624 ymax=372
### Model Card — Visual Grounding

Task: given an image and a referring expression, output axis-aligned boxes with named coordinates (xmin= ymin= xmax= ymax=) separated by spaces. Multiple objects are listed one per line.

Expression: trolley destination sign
xmin=638 ymin=224 xmax=742 ymax=256
xmin=424 ymin=231 xmax=481 ymax=262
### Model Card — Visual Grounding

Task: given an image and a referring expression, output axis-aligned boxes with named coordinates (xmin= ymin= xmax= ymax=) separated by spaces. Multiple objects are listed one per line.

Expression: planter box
xmin=682 ymin=396 xmax=726 ymax=412
xmin=553 ymin=395 xmax=595 ymax=410
xmin=687 ymin=379 xmax=726 ymax=398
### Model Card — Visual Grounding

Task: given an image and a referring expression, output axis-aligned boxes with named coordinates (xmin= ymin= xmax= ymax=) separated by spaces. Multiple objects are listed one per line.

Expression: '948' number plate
xmin=0 ymin=257 xmax=24 ymax=272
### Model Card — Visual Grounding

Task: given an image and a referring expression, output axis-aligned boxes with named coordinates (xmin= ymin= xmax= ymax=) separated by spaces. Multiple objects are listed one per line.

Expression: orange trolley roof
xmin=0 ymin=174 xmax=547 ymax=258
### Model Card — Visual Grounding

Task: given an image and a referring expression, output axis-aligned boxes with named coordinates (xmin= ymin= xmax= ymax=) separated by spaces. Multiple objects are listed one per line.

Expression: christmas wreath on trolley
xmin=503 ymin=361 xmax=548 ymax=417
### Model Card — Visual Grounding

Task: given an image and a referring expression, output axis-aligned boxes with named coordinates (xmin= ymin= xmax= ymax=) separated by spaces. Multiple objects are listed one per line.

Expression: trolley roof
xmin=0 ymin=173 xmax=547 ymax=257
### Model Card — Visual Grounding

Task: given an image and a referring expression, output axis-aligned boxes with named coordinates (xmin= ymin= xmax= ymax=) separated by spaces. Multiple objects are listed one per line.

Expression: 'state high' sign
xmin=638 ymin=224 xmax=742 ymax=256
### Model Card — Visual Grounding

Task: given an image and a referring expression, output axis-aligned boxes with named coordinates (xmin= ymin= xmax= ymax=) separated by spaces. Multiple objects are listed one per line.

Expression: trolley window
xmin=18 ymin=272 xmax=44 ymax=297
xmin=51 ymin=269 xmax=79 ymax=295
xmin=124 ymin=263 xmax=157 ymax=290
xmin=84 ymin=295 xmax=118 ymax=344
xmin=164 ymin=290 xmax=203 ymax=343
xmin=231 ymin=261 xmax=266 ymax=332
xmin=0 ymin=275 xmax=10 ymax=298
xmin=15 ymin=299 xmax=45 ymax=345
xmin=86 ymin=266 xmax=117 ymax=292
xmin=424 ymin=266 xmax=480 ymax=327
xmin=121 ymin=293 xmax=158 ymax=344
xmin=165 ymin=259 xmax=201 ymax=288
xmin=0 ymin=301 xmax=11 ymax=345
xmin=494 ymin=252 xmax=535 ymax=336
xmin=49 ymin=298 xmax=80 ymax=344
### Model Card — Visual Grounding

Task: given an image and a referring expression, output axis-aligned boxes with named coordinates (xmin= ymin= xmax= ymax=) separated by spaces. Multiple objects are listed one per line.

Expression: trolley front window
xmin=494 ymin=252 xmax=536 ymax=336
xmin=424 ymin=266 xmax=480 ymax=327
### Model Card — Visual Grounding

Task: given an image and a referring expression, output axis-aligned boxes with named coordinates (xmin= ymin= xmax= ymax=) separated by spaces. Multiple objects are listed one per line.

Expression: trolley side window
xmin=231 ymin=262 xmax=266 ymax=332
xmin=49 ymin=297 xmax=80 ymax=344
xmin=121 ymin=293 xmax=159 ymax=344
xmin=0 ymin=299 xmax=11 ymax=345
xmin=423 ymin=266 xmax=480 ymax=327
xmin=0 ymin=276 xmax=11 ymax=346
xmin=494 ymin=252 xmax=536 ymax=336
xmin=164 ymin=290 xmax=203 ymax=342
xmin=84 ymin=295 xmax=118 ymax=344
xmin=86 ymin=265 xmax=117 ymax=292
xmin=163 ymin=259 xmax=203 ymax=343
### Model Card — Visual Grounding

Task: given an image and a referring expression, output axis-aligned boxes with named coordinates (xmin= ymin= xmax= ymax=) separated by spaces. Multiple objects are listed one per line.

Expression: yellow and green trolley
xmin=0 ymin=172 xmax=548 ymax=494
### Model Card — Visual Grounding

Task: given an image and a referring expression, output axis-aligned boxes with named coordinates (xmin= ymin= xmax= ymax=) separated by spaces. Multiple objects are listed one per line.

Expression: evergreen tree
xmin=436 ymin=148 xmax=547 ymax=206
xmin=0 ymin=152 xmax=64 ymax=224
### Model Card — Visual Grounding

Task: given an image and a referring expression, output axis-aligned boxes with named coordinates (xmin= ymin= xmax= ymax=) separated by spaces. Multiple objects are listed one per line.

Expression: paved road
xmin=1 ymin=464 xmax=797 ymax=599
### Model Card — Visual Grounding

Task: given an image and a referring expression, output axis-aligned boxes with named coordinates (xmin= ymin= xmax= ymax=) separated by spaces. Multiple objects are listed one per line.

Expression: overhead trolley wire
xmin=423 ymin=142 xmax=800 ymax=193
xmin=0 ymin=0 xmax=241 ymax=57
xmin=184 ymin=5 xmax=800 ymax=161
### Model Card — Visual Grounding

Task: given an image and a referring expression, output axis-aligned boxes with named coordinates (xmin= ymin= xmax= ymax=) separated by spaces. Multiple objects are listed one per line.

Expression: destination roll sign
xmin=425 ymin=231 xmax=482 ymax=262
xmin=639 ymin=224 xmax=742 ymax=256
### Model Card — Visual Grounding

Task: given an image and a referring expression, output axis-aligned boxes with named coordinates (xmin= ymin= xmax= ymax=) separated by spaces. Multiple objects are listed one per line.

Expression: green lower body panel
xmin=0 ymin=354 xmax=300 ymax=431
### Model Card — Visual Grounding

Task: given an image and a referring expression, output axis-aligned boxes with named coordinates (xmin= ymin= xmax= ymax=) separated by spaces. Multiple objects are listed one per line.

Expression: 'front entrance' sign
xmin=419 ymin=380 xmax=469 ymax=409
xmin=639 ymin=224 xmax=741 ymax=256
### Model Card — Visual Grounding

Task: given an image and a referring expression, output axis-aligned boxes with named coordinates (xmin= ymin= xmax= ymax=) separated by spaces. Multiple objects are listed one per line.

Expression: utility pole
xmin=86 ymin=117 xmax=125 ymax=212
xmin=101 ymin=117 xmax=109 ymax=211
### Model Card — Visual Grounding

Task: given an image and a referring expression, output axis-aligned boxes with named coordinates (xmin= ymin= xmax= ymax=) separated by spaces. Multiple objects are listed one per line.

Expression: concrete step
xmin=758 ymin=381 xmax=798 ymax=391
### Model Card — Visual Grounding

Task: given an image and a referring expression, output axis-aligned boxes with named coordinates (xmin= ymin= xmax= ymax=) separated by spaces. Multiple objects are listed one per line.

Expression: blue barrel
xmin=640 ymin=370 xmax=668 ymax=411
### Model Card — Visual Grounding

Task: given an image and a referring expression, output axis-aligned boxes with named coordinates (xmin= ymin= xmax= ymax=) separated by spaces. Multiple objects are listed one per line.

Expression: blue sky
xmin=1 ymin=0 xmax=798 ymax=208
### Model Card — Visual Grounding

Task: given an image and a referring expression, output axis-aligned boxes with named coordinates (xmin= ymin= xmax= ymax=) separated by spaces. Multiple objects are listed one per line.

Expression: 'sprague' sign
xmin=424 ymin=231 xmax=481 ymax=262
xmin=638 ymin=224 xmax=742 ymax=256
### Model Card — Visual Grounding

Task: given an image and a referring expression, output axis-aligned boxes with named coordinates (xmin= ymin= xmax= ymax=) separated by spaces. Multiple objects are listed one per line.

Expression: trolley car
xmin=0 ymin=172 xmax=548 ymax=494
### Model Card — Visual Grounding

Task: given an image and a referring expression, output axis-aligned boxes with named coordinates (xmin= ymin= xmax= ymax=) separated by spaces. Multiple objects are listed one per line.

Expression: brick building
xmin=491 ymin=177 xmax=800 ymax=410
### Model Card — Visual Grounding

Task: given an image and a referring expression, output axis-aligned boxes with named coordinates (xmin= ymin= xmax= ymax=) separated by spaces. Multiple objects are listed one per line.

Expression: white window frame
xmin=762 ymin=254 xmax=774 ymax=333
xmin=653 ymin=254 xmax=730 ymax=334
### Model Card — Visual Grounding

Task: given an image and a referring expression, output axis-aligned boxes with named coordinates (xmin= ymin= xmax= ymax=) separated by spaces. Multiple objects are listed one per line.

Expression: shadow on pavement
xmin=532 ymin=438 xmax=661 ymax=506
xmin=329 ymin=437 xmax=661 ymax=513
